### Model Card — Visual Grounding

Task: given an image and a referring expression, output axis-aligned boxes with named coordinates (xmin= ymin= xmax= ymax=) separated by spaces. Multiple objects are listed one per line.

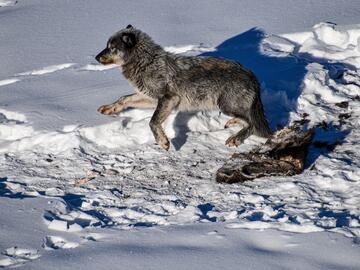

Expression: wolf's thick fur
xmin=96 ymin=25 xmax=271 ymax=150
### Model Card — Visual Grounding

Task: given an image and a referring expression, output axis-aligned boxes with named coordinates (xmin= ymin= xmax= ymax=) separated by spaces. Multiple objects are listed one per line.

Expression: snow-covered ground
xmin=1 ymin=1 xmax=360 ymax=269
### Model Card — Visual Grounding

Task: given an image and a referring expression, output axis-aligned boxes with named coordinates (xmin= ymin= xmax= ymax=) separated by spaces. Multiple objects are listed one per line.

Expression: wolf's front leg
xmin=98 ymin=93 xmax=156 ymax=115
xmin=149 ymin=94 xmax=180 ymax=151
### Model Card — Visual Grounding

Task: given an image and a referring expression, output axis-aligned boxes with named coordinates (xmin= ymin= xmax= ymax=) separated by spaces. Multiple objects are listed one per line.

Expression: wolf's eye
xmin=110 ymin=47 xmax=117 ymax=53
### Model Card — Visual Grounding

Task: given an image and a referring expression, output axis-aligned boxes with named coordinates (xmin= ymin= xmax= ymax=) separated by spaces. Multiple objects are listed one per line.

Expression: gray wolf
xmin=95 ymin=25 xmax=271 ymax=150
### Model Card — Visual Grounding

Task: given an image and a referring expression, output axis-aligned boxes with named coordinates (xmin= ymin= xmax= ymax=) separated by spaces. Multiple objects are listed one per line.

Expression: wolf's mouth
xmin=95 ymin=49 xmax=114 ymax=65
xmin=97 ymin=57 xmax=114 ymax=65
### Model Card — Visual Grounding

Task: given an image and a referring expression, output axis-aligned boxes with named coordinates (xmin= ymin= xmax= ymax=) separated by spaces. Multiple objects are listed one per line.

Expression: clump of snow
xmin=43 ymin=236 xmax=79 ymax=250
xmin=0 ymin=109 xmax=34 ymax=141
xmin=313 ymin=23 xmax=350 ymax=49
xmin=80 ymin=64 xmax=118 ymax=71
xmin=47 ymin=220 xmax=68 ymax=231
xmin=0 ymin=0 xmax=16 ymax=7
xmin=280 ymin=22 xmax=360 ymax=68
xmin=0 ymin=109 xmax=27 ymax=123
xmin=0 ymin=78 xmax=20 ymax=87
xmin=0 ymin=247 xmax=40 ymax=267
xmin=165 ymin=44 xmax=215 ymax=55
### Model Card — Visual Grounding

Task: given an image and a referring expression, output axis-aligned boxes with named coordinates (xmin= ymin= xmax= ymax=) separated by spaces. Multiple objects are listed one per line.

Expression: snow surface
xmin=1 ymin=196 xmax=360 ymax=269
xmin=1 ymin=0 xmax=360 ymax=269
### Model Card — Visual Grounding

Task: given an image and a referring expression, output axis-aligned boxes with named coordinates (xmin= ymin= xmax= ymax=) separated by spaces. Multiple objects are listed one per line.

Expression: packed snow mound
xmin=0 ymin=109 xmax=34 ymax=141
xmin=0 ymin=109 xmax=237 ymax=153
xmin=268 ymin=22 xmax=360 ymax=67
xmin=0 ymin=247 xmax=40 ymax=268
xmin=1 ymin=23 xmax=360 ymax=241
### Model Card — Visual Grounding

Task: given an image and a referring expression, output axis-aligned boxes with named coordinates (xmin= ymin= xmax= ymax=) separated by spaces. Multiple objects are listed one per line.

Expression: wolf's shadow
xmin=201 ymin=28 xmax=307 ymax=129
xmin=172 ymin=28 xmax=353 ymax=161
xmin=172 ymin=28 xmax=307 ymax=150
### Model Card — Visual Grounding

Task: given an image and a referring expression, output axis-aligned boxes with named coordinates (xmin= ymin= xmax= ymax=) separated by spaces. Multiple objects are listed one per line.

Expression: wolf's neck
xmin=121 ymin=42 xmax=165 ymax=83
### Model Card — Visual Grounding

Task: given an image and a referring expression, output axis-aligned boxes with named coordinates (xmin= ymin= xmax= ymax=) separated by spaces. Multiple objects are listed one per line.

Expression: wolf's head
xmin=96 ymin=25 xmax=152 ymax=66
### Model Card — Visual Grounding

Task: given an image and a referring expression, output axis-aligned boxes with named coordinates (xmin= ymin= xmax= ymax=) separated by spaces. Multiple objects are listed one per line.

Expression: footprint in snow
xmin=82 ymin=233 xmax=106 ymax=242
xmin=206 ymin=230 xmax=225 ymax=239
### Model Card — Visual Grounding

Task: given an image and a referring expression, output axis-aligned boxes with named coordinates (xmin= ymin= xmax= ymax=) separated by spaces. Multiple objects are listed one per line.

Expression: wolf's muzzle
xmin=95 ymin=48 xmax=110 ymax=64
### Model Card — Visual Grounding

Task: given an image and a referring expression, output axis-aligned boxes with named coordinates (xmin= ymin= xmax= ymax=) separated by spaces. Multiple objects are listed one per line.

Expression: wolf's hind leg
xmin=98 ymin=93 xmax=156 ymax=115
xmin=225 ymin=124 xmax=252 ymax=147
xmin=150 ymin=94 xmax=180 ymax=151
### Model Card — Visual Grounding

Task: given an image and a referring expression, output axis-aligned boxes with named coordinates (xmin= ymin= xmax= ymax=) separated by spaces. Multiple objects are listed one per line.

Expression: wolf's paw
xmin=157 ymin=136 xmax=170 ymax=151
xmin=225 ymin=135 xmax=243 ymax=147
xmin=154 ymin=134 xmax=170 ymax=151
xmin=97 ymin=103 xmax=123 ymax=115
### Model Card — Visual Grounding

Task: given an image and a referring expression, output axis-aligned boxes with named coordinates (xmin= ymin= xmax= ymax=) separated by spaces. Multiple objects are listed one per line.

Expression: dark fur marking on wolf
xmin=96 ymin=26 xmax=272 ymax=150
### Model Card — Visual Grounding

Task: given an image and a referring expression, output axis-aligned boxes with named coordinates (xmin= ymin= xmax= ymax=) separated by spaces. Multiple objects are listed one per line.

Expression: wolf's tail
xmin=250 ymin=95 xmax=272 ymax=138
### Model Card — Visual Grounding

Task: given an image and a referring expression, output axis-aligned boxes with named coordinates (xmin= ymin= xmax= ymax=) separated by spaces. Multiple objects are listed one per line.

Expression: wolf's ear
xmin=126 ymin=24 xmax=133 ymax=29
xmin=122 ymin=33 xmax=136 ymax=48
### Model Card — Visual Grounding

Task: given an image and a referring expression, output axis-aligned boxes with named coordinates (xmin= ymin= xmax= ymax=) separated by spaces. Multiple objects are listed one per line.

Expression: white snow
xmin=43 ymin=236 xmax=79 ymax=250
xmin=16 ymin=63 xmax=75 ymax=76
xmin=0 ymin=78 xmax=19 ymax=86
xmin=0 ymin=247 xmax=40 ymax=268
xmin=164 ymin=44 xmax=215 ymax=55
xmin=0 ymin=0 xmax=16 ymax=7
xmin=1 ymin=196 xmax=360 ymax=269
xmin=2 ymin=22 xmax=360 ymax=236
xmin=1 ymin=0 xmax=360 ymax=269
xmin=79 ymin=64 xmax=117 ymax=71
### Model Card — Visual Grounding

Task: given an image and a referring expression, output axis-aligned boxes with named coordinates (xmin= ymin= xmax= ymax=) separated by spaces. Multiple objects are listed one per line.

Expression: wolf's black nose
xmin=95 ymin=53 xmax=101 ymax=63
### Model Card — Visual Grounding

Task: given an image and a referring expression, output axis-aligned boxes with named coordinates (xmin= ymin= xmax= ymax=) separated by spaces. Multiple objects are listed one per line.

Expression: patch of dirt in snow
xmin=1 ymin=23 xmax=360 ymax=243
